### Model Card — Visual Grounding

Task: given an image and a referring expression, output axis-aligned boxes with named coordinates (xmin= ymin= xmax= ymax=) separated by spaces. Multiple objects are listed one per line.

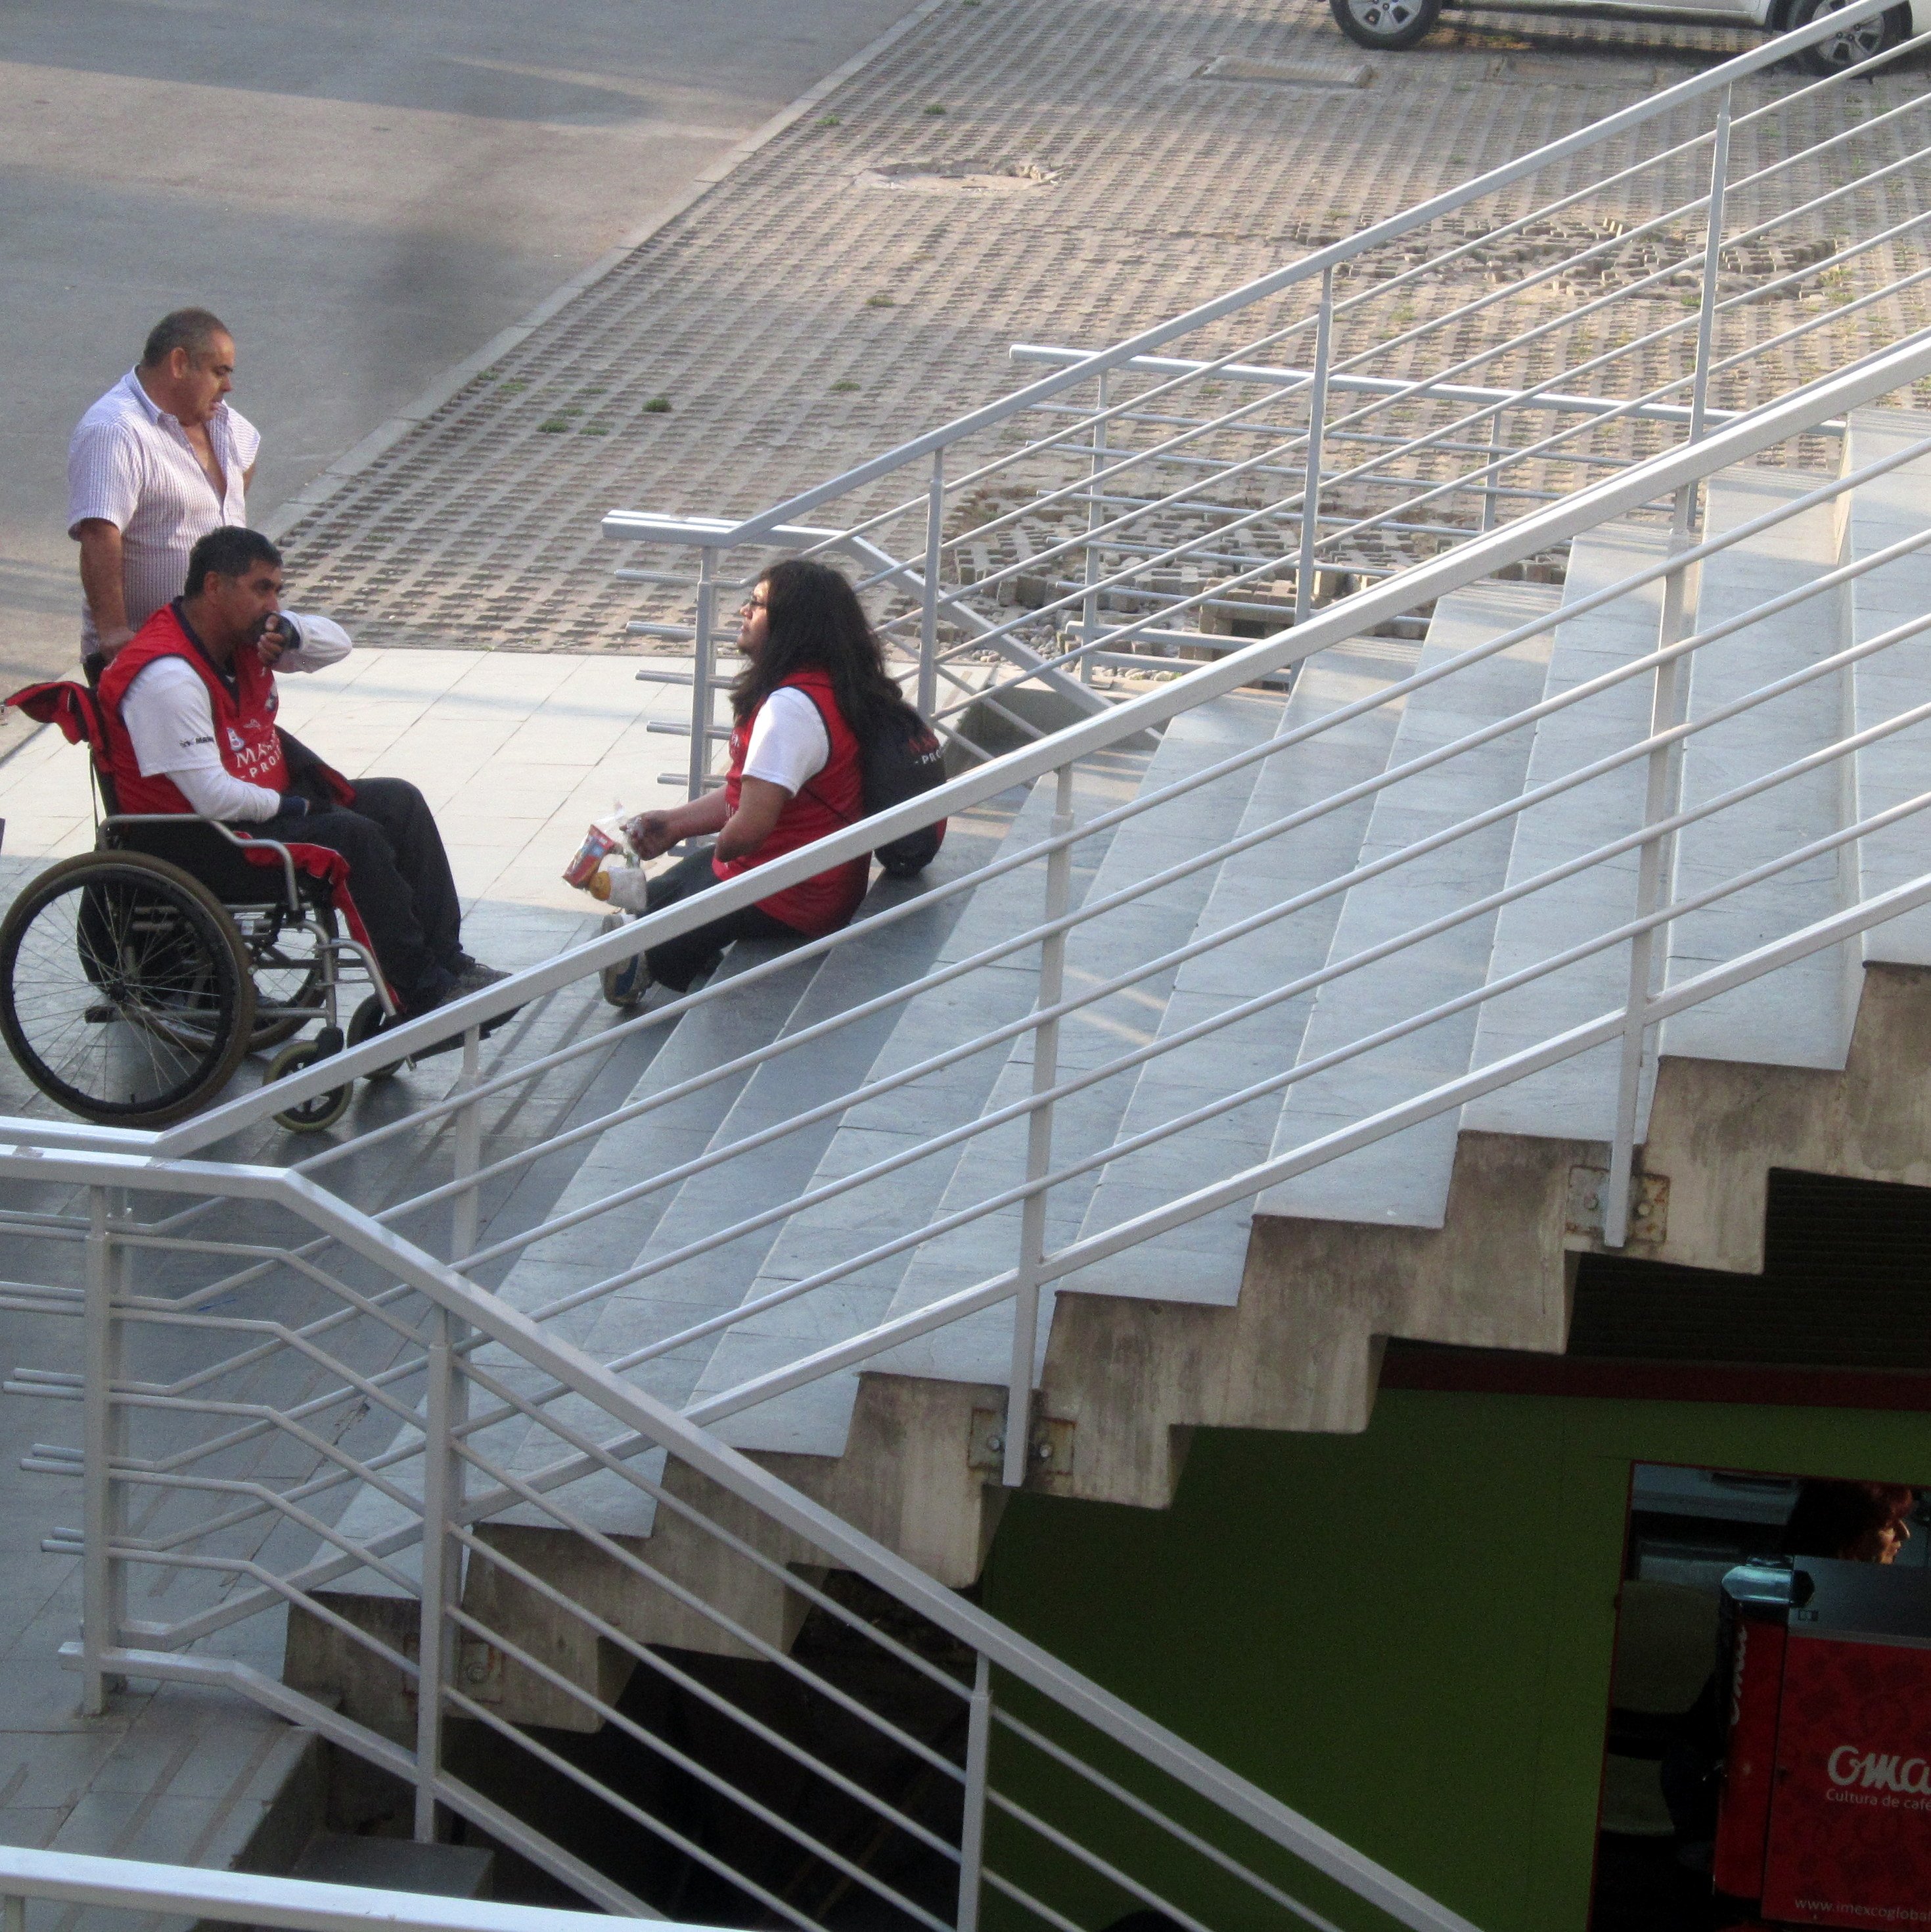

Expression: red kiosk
xmin=1714 ymin=1557 xmax=1931 ymax=1927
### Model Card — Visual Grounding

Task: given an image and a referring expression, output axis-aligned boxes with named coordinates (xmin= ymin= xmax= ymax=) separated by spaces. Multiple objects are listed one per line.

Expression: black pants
xmin=128 ymin=777 xmax=463 ymax=1004
xmin=643 ymin=846 xmax=795 ymax=992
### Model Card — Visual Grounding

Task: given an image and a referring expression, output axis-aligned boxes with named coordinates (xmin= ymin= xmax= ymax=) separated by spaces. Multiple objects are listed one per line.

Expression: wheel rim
xmin=1342 ymin=0 xmax=1426 ymax=32
xmin=0 ymin=863 xmax=248 ymax=1120
xmin=1812 ymin=0 xmax=1888 ymax=63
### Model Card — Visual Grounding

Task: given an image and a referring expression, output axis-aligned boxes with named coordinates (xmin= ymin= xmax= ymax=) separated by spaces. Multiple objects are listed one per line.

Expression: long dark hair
xmin=731 ymin=559 xmax=913 ymax=731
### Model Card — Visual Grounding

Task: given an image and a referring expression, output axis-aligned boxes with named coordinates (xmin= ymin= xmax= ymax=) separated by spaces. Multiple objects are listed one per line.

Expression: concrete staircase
xmin=302 ymin=415 xmax=1931 ymax=1718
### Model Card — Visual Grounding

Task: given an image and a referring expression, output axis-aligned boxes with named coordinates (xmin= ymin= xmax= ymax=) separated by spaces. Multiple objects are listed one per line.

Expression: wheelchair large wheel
xmin=0 ymin=851 xmax=256 ymax=1126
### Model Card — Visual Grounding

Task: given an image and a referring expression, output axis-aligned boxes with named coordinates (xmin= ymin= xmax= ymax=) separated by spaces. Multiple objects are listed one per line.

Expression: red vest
xmin=713 ymin=668 xmax=869 ymax=934
xmin=99 ymin=603 xmax=289 ymax=814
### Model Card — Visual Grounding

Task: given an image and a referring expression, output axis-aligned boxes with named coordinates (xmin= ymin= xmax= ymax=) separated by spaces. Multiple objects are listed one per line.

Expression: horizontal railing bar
xmin=995 ymin=1705 xmax=1328 ymax=1922
xmin=0 ymin=1843 xmax=669 ymax=1932
xmin=436 ymin=1593 xmax=958 ymax=1932
xmin=443 ymin=1686 xmax=834 ymax=1932
xmin=62 ymin=1645 xmax=654 ymax=1916
xmin=982 ymin=1788 xmax=1229 ymax=1932
xmin=451 ymin=1528 xmax=967 ymax=1852
xmin=448 ymin=1356 xmax=981 ymax=1714
xmin=1011 ymin=345 xmax=1758 ymax=426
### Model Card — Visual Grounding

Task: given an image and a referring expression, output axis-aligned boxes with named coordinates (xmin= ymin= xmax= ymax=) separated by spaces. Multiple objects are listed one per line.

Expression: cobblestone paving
xmin=281 ymin=0 xmax=1930 ymax=653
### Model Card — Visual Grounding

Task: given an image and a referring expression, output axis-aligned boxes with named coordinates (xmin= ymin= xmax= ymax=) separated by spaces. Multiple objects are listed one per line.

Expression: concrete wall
xmin=978 ymin=1390 xmax=1931 ymax=1932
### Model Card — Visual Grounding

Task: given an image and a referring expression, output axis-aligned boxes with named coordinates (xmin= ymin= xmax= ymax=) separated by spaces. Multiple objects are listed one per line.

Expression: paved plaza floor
xmin=271 ymin=0 xmax=1882 ymax=658
xmin=0 ymin=0 xmax=920 ymax=691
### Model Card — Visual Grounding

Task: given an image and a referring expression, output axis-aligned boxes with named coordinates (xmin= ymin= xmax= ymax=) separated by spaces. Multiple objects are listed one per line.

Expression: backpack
xmin=802 ymin=691 xmax=948 ymax=877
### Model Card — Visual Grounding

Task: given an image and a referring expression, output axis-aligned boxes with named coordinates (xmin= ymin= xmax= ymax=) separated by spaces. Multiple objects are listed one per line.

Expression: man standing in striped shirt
xmin=68 ymin=309 xmax=260 ymax=669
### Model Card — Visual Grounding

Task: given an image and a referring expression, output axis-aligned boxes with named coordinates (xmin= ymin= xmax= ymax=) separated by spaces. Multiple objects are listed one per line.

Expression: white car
xmin=1329 ymin=0 xmax=1922 ymax=71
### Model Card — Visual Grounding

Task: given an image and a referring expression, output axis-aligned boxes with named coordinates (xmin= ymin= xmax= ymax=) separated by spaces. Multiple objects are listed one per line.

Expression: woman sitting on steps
xmin=579 ymin=557 xmax=911 ymax=998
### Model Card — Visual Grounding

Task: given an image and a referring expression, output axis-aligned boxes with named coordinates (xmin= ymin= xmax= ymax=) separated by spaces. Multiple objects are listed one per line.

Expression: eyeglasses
xmin=738 ymin=595 xmax=769 ymax=616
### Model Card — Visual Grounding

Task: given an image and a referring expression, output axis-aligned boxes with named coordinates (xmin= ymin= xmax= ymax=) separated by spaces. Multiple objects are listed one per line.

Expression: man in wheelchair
xmin=98 ymin=525 xmax=508 ymax=1022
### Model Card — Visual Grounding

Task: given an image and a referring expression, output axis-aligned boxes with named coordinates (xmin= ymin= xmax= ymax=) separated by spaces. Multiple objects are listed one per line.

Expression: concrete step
xmin=1064 ymin=633 xmax=1423 ymax=1300
xmin=1846 ymin=406 xmax=1931 ymax=966
xmin=1461 ymin=519 xmax=1671 ymax=1143
xmin=1662 ymin=467 xmax=1855 ymax=1069
xmin=853 ymin=690 xmax=1288 ymax=1401
xmin=1255 ymin=579 xmax=1560 ymax=1230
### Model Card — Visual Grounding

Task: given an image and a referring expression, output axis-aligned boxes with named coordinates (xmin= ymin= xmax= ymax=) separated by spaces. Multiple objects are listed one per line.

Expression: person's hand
xmin=625 ymin=810 xmax=677 ymax=860
xmin=255 ymin=616 xmax=296 ymax=668
xmin=97 ymin=626 xmax=135 ymax=660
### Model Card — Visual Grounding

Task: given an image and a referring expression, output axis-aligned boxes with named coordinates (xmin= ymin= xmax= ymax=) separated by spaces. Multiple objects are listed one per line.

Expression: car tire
xmin=1789 ymin=0 xmax=1905 ymax=73
xmin=1329 ymin=0 xmax=1443 ymax=51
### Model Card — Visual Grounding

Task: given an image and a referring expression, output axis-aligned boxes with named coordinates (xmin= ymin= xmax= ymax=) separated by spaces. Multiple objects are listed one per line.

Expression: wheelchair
xmin=0 ymin=679 xmax=399 ymax=1133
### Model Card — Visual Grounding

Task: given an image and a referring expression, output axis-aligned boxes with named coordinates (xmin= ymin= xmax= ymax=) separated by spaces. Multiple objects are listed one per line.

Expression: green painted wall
xmin=978 ymin=1390 xmax=1931 ymax=1932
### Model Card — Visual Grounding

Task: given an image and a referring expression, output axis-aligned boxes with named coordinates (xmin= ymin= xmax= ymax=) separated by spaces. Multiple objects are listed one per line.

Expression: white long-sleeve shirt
xmin=118 ymin=613 xmax=353 ymax=821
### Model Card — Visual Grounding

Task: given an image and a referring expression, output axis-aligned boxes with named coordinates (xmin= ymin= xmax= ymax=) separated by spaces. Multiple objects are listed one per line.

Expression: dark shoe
xmin=449 ymin=958 xmax=512 ymax=996
xmin=398 ymin=967 xmax=517 ymax=1058
xmin=598 ymin=913 xmax=649 ymax=1009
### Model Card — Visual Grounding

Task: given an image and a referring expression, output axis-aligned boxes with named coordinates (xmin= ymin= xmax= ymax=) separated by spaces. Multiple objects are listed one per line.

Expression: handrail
xmin=627 ymin=0 xmax=1894 ymax=549
xmin=1007 ymin=346 xmax=1773 ymax=428
xmin=21 ymin=319 xmax=1926 ymax=1145
xmin=0 ymin=1141 xmax=1482 ymax=1932
xmin=0 ymin=1845 xmax=668 ymax=1932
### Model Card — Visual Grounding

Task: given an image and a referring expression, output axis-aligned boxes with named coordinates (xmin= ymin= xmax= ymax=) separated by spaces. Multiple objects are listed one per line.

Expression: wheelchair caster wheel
xmin=599 ymin=913 xmax=650 ymax=1009
xmin=348 ymin=996 xmax=403 ymax=1080
xmin=265 ymin=1038 xmax=353 ymax=1132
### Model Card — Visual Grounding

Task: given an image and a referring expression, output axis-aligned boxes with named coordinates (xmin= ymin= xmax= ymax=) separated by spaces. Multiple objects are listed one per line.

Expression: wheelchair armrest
xmin=102 ymin=812 xmax=305 ymax=913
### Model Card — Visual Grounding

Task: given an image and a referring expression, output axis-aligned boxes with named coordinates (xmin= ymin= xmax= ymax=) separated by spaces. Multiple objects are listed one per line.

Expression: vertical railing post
xmin=5 ymin=1889 xmax=22 ymax=1932
xmin=1480 ymin=409 xmax=1507 ymax=535
xmin=688 ymin=546 xmax=717 ymax=801
xmin=920 ymin=448 xmax=945 ymax=718
xmin=1079 ymin=371 xmax=1111 ymax=681
xmin=1003 ymin=762 xmax=1074 ymax=1490
xmin=955 ymin=1653 xmax=992 ymax=1932
xmin=1691 ymin=85 xmax=1732 ymax=446
xmin=1293 ymin=268 xmax=1334 ymax=630
xmin=450 ymin=1027 xmax=483 ymax=1267
xmin=1604 ymin=91 xmax=1729 ymax=1249
xmin=81 ymin=1187 xmax=125 ymax=1716
xmin=413 ymin=1309 xmax=457 ymax=1843
xmin=418 ymin=1024 xmax=480 ymax=1839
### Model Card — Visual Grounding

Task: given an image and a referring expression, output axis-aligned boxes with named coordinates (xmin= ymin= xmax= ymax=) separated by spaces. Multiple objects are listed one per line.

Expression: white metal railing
xmin=0 ymin=1145 xmax=1478 ymax=1932
xmin=3 ymin=268 xmax=1929 ymax=1493
xmin=606 ymin=2 xmax=1930 ymax=779
xmin=0 ymin=1844 xmax=675 ymax=1932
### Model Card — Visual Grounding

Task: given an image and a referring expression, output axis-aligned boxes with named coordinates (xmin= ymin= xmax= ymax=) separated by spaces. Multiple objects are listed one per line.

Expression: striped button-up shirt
xmin=66 ymin=370 xmax=261 ymax=652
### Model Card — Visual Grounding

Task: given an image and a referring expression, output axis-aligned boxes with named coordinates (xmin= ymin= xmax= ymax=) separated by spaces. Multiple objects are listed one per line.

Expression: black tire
xmin=1790 ymin=0 xmax=1905 ymax=72
xmin=265 ymin=1036 xmax=353 ymax=1133
xmin=1329 ymin=0 xmax=1442 ymax=51
xmin=0 ymin=851 xmax=255 ymax=1126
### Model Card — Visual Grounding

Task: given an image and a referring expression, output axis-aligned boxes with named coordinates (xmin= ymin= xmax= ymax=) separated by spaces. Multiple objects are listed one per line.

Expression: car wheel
xmin=1329 ymin=0 xmax=1443 ymax=51
xmin=1790 ymin=0 xmax=1905 ymax=74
